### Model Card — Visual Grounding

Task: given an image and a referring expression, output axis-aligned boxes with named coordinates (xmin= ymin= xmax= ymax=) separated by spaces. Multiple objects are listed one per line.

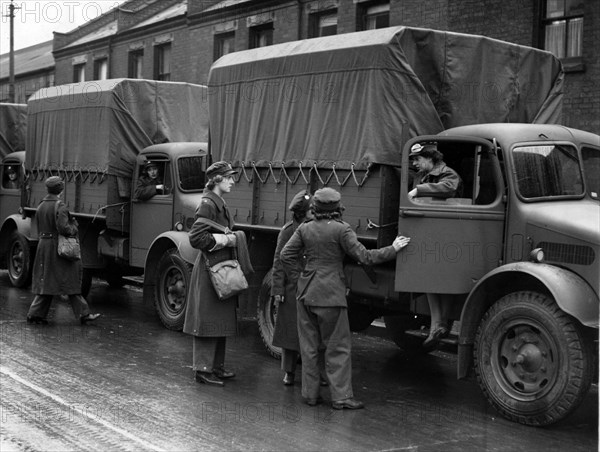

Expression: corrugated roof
xmin=130 ymin=1 xmax=187 ymax=29
xmin=0 ymin=41 xmax=54 ymax=79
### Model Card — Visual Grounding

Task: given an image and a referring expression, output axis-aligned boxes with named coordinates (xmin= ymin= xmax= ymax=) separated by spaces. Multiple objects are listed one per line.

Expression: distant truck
xmin=0 ymin=103 xmax=27 ymax=284
xmin=0 ymin=79 xmax=211 ymax=328
xmin=207 ymin=27 xmax=599 ymax=426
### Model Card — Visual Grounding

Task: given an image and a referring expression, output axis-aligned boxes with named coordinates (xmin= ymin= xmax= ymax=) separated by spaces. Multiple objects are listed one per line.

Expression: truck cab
xmin=396 ymin=123 xmax=599 ymax=426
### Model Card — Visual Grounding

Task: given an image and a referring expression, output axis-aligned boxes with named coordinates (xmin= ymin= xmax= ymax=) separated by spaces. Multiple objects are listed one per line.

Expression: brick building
xmin=3 ymin=0 xmax=598 ymax=132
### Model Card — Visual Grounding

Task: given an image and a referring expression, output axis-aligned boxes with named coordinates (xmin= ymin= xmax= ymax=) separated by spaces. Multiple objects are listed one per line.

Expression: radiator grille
xmin=538 ymin=242 xmax=595 ymax=266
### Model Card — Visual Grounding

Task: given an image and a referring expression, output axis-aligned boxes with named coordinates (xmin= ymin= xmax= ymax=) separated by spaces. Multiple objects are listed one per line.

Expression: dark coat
xmin=134 ymin=175 xmax=162 ymax=201
xmin=183 ymin=190 xmax=237 ymax=337
xmin=31 ymin=195 xmax=82 ymax=295
xmin=413 ymin=161 xmax=463 ymax=198
xmin=281 ymin=218 xmax=397 ymax=307
xmin=271 ymin=220 xmax=303 ymax=351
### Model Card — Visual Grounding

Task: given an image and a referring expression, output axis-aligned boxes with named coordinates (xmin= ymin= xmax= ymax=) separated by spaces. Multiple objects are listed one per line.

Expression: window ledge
xmin=561 ymin=57 xmax=585 ymax=73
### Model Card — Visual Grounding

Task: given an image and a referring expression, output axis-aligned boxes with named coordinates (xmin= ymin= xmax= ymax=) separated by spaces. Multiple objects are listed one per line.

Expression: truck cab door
xmin=130 ymin=156 xmax=174 ymax=268
xmin=396 ymin=136 xmax=506 ymax=294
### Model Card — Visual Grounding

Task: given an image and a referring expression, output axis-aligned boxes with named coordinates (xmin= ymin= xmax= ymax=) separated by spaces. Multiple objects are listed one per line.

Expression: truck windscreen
xmin=513 ymin=144 xmax=584 ymax=200
xmin=178 ymin=156 xmax=205 ymax=191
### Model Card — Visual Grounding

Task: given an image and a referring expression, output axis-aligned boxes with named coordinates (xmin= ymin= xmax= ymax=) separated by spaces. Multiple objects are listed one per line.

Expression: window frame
xmin=214 ymin=32 xmax=235 ymax=61
xmin=358 ymin=1 xmax=390 ymax=31
xmin=249 ymin=23 xmax=274 ymax=49
xmin=93 ymin=58 xmax=108 ymax=80
xmin=128 ymin=49 xmax=144 ymax=79
xmin=309 ymin=10 xmax=338 ymax=38
xmin=154 ymin=43 xmax=172 ymax=81
xmin=73 ymin=63 xmax=85 ymax=83
xmin=539 ymin=0 xmax=584 ymax=64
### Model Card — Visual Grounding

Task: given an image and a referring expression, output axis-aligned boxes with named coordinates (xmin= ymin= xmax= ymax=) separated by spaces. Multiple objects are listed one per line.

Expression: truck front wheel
xmin=7 ymin=232 xmax=32 ymax=288
xmin=154 ymin=249 xmax=191 ymax=331
xmin=474 ymin=291 xmax=594 ymax=426
xmin=257 ymin=270 xmax=282 ymax=359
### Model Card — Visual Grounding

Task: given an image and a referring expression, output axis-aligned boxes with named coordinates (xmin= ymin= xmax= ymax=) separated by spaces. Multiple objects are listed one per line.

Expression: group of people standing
xmin=26 ymin=142 xmax=461 ymax=410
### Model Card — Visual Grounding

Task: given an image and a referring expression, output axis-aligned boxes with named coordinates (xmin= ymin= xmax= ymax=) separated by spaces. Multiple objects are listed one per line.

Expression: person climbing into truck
xmin=407 ymin=142 xmax=462 ymax=351
xmin=134 ymin=160 xmax=165 ymax=200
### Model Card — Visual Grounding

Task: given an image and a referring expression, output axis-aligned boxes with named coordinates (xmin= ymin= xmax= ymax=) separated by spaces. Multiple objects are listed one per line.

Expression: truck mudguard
xmin=460 ymin=262 xmax=599 ymax=339
xmin=147 ymin=230 xmax=199 ymax=266
xmin=1 ymin=213 xmax=32 ymax=238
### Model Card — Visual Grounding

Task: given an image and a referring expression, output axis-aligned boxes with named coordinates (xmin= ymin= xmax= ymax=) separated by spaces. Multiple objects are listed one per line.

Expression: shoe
xmin=26 ymin=316 xmax=48 ymax=325
xmin=306 ymin=396 xmax=323 ymax=407
xmin=332 ymin=398 xmax=365 ymax=410
xmin=213 ymin=367 xmax=235 ymax=379
xmin=283 ymin=372 xmax=295 ymax=386
xmin=319 ymin=377 xmax=329 ymax=387
xmin=80 ymin=313 xmax=101 ymax=325
xmin=195 ymin=372 xmax=224 ymax=386
xmin=422 ymin=326 xmax=449 ymax=351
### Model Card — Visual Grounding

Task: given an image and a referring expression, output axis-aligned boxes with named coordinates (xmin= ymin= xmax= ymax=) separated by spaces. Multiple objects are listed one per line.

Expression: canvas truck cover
xmin=208 ymin=26 xmax=563 ymax=169
xmin=0 ymin=103 xmax=27 ymax=158
xmin=26 ymin=79 xmax=209 ymax=196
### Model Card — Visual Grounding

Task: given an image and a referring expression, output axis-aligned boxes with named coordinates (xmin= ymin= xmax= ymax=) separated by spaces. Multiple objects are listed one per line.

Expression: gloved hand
xmin=273 ymin=295 xmax=283 ymax=304
xmin=209 ymin=233 xmax=237 ymax=251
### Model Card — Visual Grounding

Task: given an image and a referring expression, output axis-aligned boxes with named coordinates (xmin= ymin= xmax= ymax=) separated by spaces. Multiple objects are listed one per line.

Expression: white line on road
xmin=0 ymin=366 xmax=165 ymax=452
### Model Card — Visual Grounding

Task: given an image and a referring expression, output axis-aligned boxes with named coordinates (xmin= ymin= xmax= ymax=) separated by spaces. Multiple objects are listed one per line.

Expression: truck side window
xmin=582 ymin=146 xmax=599 ymax=199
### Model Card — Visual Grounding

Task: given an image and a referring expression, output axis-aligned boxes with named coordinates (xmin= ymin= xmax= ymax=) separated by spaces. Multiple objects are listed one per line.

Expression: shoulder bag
xmin=194 ymin=217 xmax=248 ymax=300
xmin=54 ymin=201 xmax=81 ymax=261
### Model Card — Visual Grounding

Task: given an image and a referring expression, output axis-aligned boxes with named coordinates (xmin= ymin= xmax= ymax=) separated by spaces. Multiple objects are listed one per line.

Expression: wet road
xmin=0 ymin=272 xmax=597 ymax=452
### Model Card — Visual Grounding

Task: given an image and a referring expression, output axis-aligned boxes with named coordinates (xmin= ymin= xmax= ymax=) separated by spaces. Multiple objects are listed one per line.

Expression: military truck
xmin=0 ymin=103 xmax=28 ymax=285
xmin=0 ymin=79 xmax=211 ymax=328
xmin=206 ymin=27 xmax=599 ymax=426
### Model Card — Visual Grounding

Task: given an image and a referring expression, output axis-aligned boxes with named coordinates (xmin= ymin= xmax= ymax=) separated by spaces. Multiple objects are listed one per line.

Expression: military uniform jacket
xmin=183 ymin=189 xmax=237 ymax=337
xmin=271 ymin=220 xmax=303 ymax=350
xmin=413 ymin=162 xmax=463 ymax=198
xmin=134 ymin=175 xmax=162 ymax=201
xmin=31 ymin=195 xmax=82 ymax=295
xmin=280 ymin=218 xmax=396 ymax=307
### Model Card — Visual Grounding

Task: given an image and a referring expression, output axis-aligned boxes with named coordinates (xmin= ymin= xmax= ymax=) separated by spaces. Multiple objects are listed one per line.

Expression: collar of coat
xmin=420 ymin=161 xmax=450 ymax=178
xmin=202 ymin=189 xmax=226 ymax=212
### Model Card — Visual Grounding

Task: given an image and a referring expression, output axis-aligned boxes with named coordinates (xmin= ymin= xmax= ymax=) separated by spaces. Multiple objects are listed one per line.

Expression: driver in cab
xmin=135 ymin=161 xmax=165 ymax=201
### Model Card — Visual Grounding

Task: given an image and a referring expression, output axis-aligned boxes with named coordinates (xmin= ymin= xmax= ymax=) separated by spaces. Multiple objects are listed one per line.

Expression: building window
xmin=154 ymin=44 xmax=171 ymax=81
xmin=541 ymin=0 xmax=584 ymax=58
xmin=129 ymin=50 xmax=144 ymax=79
xmin=214 ymin=32 xmax=235 ymax=60
xmin=309 ymin=11 xmax=337 ymax=38
xmin=94 ymin=58 xmax=108 ymax=80
xmin=73 ymin=64 xmax=85 ymax=83
xmin=359 ymin=2 xmax=390 ymax=30
xmin=249 ymin=23 xmax=273 ymax=49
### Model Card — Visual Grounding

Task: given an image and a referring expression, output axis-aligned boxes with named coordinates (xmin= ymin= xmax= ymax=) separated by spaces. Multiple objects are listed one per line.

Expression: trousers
xmin=193 ymin=336 xmax=226 ymax=372
xmin=297 ymin=303 xmax=352 ymax=402
xmin=27 ymin=294 xmax=90 ymax=320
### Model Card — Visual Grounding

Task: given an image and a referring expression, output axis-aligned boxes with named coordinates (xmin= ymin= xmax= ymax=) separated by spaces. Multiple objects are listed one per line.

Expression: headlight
xmin=529 ymin=248 xmax=545 ymax=263
xmin=175 ymin=222 xmax=184 ymax=231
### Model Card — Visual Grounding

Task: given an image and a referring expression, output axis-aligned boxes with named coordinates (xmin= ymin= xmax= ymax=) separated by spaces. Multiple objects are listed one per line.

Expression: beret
xmin=206 ymin=161 xmax=237 ymax=179
xmin=288 ymin=189 xmax=311 ymax=212
xmin=144 ymin=160 xmax=158 ymax=170
xmin=409 ymin=143 xmax=437 ymax=156
xmin=313 ymin=187 xmax=341 ymax=212
xmin=45 ymin=176 xmax=65 ymax=193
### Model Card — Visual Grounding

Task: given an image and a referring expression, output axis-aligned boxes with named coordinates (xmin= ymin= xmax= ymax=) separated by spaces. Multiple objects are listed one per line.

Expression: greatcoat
xmin=271 ymin=219 xmax=303 ymax=351
xmin=183 ymin=190 xmax=237 ymax=337
xmin=31 ymin=195 xmax=82 ymax=295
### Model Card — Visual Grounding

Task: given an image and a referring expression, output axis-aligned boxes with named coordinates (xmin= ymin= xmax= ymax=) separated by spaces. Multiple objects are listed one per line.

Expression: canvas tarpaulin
xmin=26 ymin=79 xmax=209 ymax=192
xmin=0 ymin=103 xmax=27 ymax=158
xmin=208 ymin=26 xmax=563 ymax=169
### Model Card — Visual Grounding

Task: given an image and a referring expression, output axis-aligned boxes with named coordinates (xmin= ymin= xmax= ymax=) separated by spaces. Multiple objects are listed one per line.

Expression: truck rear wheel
xmin=155 ymin=249 xmax=191 ymax=331
xmin=257 ymin=270 xmax=282 ymax=359
xmin=7 ymin=231 xmax=32 ymax=288
xmin=474 ymin=291 xmax=594 ymax=426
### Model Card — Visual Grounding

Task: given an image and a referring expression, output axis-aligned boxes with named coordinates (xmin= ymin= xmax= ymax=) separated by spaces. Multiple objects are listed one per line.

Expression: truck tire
xmin=474 ymin=291 xmax=594 ymax=426
xmin=257 ymin=270 xmax=282 ymax=359
xmin=7 ymin=231 xmax=32 ymax=288
xmin=384 ymin=314 xmax=425 ymax=352
xmin=154 ymin=248 xmax=191 ymax=331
